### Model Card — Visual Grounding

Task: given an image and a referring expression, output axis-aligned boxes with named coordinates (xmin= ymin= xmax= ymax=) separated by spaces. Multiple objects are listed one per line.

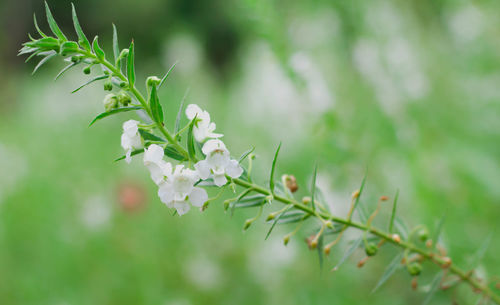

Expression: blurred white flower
xmin=121 ymin=120 xmax=142 ymax=163
xmin=143 ymin=144 xmax=172 ymax=186
xmin=185 ymin=104 xmax=223 ymax=142
xmin=195 ymin=139 xmax=243 ymax=186
xmin=158 ymin=165 xmax=208 ymax=215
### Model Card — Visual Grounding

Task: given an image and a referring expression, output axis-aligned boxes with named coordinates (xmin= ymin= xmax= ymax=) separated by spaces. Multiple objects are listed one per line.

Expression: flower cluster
xmin=120 ymin=104 xmax=243 ymax=215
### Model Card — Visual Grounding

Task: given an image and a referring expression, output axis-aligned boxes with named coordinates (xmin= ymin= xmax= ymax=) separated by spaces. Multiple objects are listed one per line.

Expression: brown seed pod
xmin=284 ymin=175 xmax=299 ymax=193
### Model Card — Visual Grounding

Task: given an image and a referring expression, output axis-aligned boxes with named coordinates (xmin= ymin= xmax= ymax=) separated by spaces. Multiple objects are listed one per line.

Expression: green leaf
xmin=89 ymin=106 xmax=141 ymax=126
xmin=371 ymin=252 xmax=404 ymax=293
xmin=33 ymin=13 xmax=48 ymax=38
xmin=159 ymin=61 xmax=178 ymax=88
xmin=72 ymin=75 xmax=108 ymax=93
xmin=127 ymin=41 xmax=135 ymax=87
xmin=71 ymin=3 xmax=91 ymax=51
xmin=45 ymin=1 xmax=67 ymax=41
xmin=25 ymin=37 xmax=59 ymax=51
xmin=422 ymin=271 xmax=444 ymax=305
xmin=269 ymin=142 xmax=282 ymax=194
xmin=333 ymin=237 xmax=362 ymax=271
xmin=232 ymin=195 xmax=267 ymax=208
xmin=238 ymin=147 xmax=255 ymax=163
xmin=265 ymin=205 xmax=292 ymax=240
xmin=60 ymin=41 xmax=79 ymax=56
xmin=164 ymin=145 xmax=187 ymax=161
xmin=149 ymin=85 xmax=164 ymax=124
xmin=112 ymin=24 xmax=119 ymax=64
xmin=388 ymin=189 xmax=399 ymax=233
xmin=358 ymin=201 xmax=368 ymax=223
xmin=138 ymin=129 xmax=166 ymax=142
xmin=174 ymin=88 xmax=189 ymax=135
xmin=311 ymin=164 xmax=318 ymax=211
xmin=32 ymin=51 xmax=57 ymax=74
xmin=351 ymin=173 xmax=367 ymax=220
xmin=92 ymin=36 xmax=105 ymax=60
xmin=317 ymin=234 xmax=324 ymax=269
xmin=270 ymin=210 xmax=309 ymax=224
xmin=114 ymin=149 xmax=143 ymax=162
xmin=468 ymin=233 xmax=492 ymax=269
xmin=187 ymin=117 xmax=197 ymax=160
xmin=55 ymin=61 xmax=79 ymax=80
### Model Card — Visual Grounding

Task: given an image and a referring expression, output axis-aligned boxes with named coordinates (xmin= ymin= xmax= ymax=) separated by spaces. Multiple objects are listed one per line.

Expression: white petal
xmin=123 ymin=120 xmax=139 ymax=136
xmin=193 ymin=127 xmax=207 ymax=143
xmin=213 ymin=174 xmax=227 ymax=186
xmin=160 ymin=161 xmax=173 ymax=179
xmin=121 ymin=133 xmax=132 ymax=150
xmin=206 ymin=150 xmax=230 ymax=169
xmin=174 ymin=201 xmax=191 ymax=215
xmin=185 ymin=104 xmax=202 ymax=120
xmin=202 ymin=139 xmax=227 ymax=155
xmin=146 ymin=163 xmax=164 ymax=185
xmin=158 ymin=182 xmax=174 ymax=206
xmin=144 ymin=144 xmax=164 ymax=164
xmin=225 ymin=159 xmax=243 ymax=178
xmin=194 ymin=160 xmax=211 ymax=180
xmin=125 ymin=149 xmax=132 ymax=164
xmin=189 ymin=187 xmax=208 ymax=207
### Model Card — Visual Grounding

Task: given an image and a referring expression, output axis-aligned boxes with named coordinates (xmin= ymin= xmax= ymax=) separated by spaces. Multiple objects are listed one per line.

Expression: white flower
xmin=121 ymin=120 xmax=142 ymax=163
xmin=185 ymin=104 xmax=223 ymax=142
xmin=195 ymin=139 xmax=243 ymax=186
xmin=143 ymin=144 xmax=172 ymax=185
xmin=158 ymin=165 xmax=208 ymax=215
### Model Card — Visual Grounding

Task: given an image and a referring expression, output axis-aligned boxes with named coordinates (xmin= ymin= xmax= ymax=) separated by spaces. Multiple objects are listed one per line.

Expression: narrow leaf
xmin=187 ymin=117 xmax=197 ymax=160
xmin=33 ymin=14 xmax=48 ymax=38
xmin=311 ymin=164 xmax=318 ymax=211
xmin=468 ymin=233 xmax=492 ymax=269
xmin=233 ymin=195 xmax=267 ymax=208
xmin=317 ymin=234 xmax=324 ymax=269
xmin=92 ymin=36 xmax=105 ymax=60
xmin=388 ymin=189 xmax=399 ymax=233
xmin=127 ymin=41 xmax=135 ymax=87
xmin=138 ymin=129 xmax=166 ymax=142
xmin=371 ymin=252 xmax=404 ymax=293
xmin=159 ymin=61 xmax=178 ymax=88
xmin=71 ymin=3 xmax=91 ymax=51
xmin=265 ymin=205 xmax=292 ymax=240
xmin=45 ymin=1 xmax=67 ymax=41
xmin=55 ymin=62 xmax=79 ymax=80
xmin=72 ymin=75 xmax=107 ymax=93
xmin=164 ymin=145 xmax=187 ymax=161
xmin=422 ymin=271 xmax=444 ymax=305
xmin=114 ymin=149 xmax=143 ymax=162
xmin=32 ymin=51 xmax=57 ymax=74
xmin=89 ymin=106 xmax=141 ymax=126
xmin=269 ymin=142 xmax=282 ymax=194
xmin=149 ymin=85 xmax=164 ymax=124
xmin=351 ymin=173 xmax=367 ymax=219
xmin=112 ymin=24 xmax=119 ymax=63
xmin=333 ymin=237 xmax=363 ymax=271
xmin=238 ymin=147 xmax=255 ymax=163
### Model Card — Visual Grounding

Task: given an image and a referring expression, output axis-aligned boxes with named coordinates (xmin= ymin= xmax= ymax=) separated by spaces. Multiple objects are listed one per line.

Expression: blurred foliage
xmin=1 ymin=0 xmax=500 ymax=304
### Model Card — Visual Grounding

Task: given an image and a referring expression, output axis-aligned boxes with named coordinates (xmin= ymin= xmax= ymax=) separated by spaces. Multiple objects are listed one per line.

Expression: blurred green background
xmin=1 ymin=0 xmax=499 ymax=304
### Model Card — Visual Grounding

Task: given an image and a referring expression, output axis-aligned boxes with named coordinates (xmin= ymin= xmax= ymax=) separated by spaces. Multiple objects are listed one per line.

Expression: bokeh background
xmin=1 ymin=0 xmax=499 ymax=304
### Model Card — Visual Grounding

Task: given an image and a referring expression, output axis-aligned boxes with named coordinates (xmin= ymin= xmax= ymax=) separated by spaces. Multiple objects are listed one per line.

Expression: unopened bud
xmin=243 ymin=219 xmax=252 ymax=231
xmin=442 ymin=257 xmax=452 ymax=268
xmin=302 ymin=196 xmax=311 ymax=205
xmin=306 ymin=235 xmax=316 ymax=249
xmin=118 ymin=49 xmax=129 ymax=60
xmin=380 ymin=195 xmax=389 ymax=201
xmin=104 ymin=80 xmax=113 ymax=91
xmin=365 ymin=242 xmax=378 ymax=256
xmin=357 ymin=257 xmax=369 ymax=268
xmin=71 ymin=55 xmax=80 ymax=63
xmin=325 ymin=220 xmax=333 ymax=229
xmin=352 ymin=189 xmax=360 ymax=199
xmin=407 ymin=262 xmax=422 ymax=276
xmin=266 ymin=213 xmax=276 ymax=221
xmin=283 ymin=174 xmax=298 ymax=193
xmin=223 ymin=200 xmax=231 ymax=211
xmin=103 ymin=94 xmax=118 ymax=111
xmin=283 ymin=235 xmax=290 ymax=246
xmin=146 ymin=76 xmax=161 ymax=87
xmin=83 ymin=66 xmax=91 ymax=75
xmin=324 ymin=246 xmax=331 ymax=255
xmin=426 ymin=239 xmax=433 ymax=248
xmin=392 ymin=234 xmax=401 ymax=243
xmin=418 ymin=227 xmax=429 ymax=242
xmin=117 ymin=91 xmax=131 ymax=106
xmin=119 ymin=81 xmax=127 ymax=88
xmin=411 ymin=277 xmax=418 ymax=290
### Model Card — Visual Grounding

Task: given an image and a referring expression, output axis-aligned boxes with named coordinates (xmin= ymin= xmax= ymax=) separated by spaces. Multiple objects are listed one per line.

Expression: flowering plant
xmin=20 ymin=3 xmax=500 ymax=304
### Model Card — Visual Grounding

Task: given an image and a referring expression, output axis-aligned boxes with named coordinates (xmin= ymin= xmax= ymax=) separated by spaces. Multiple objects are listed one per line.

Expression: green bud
xmin=266 ymin=213 xmax=276 ymax=221
xmin=117 ymin=91 xmax=131 ymax=106
xmin=365 ymin=242 xmax=378 ymax=256
xmin=119 ymin=81 xmax=127 ymax=88
xmin=407 ymin=262 xmax=422 ymax=276
xmin=243 ymin=219 xmax=252 ymax=231
xmin=283 ymin=235 xmax=290 ymax=246
xmin=223 ymin=200 xmax=231 ymax=211
xmin=118 ymin=49 xmax=129 ymax=61
xmin=71 ymin=56 xmax=80 ymax=63
xmin=146 ymin=76 xmax=161 ymax=88
xmin=104 ymin=80 xmax=113 ymax=91
xmin=83 ymin=66 xmax=91 ymax=75
xmin=418 ymin=227 xmax=429 ymax=242
xmin=103 ymin=94 xmax=118 ymax=111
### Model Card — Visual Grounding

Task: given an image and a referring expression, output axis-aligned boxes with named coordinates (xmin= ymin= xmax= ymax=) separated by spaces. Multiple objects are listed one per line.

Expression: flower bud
xmin=118 ymin=49 xmax=129 ymax=60
xmin=117 ymin=91 xmax=131 ymax=106
xmin=425 ymin=239 xmax=433 ymax=248
xmin=306 ymin=235 xmax=316 ymax=249
xmin=103 ymin=94 xmax=118 ymax=111
xmin=442 ymin=257 xmax=452 ymax=268
xmin=243 ymin=219 xmax=252 ymax=231
xmin=104 ymin=80 xmax=113 ymax=91
xmin=325 ymin=220 xmax=333 ymax=229
xmin=223 ymin=200 xmax=231 ymax=211
xmin=83 ymin=66 xmax=91 ymax=75
xmin=146 ymin=76 xmax=161 ymax=88
xmin=71 ymin=55 xmax=80 ymax=63
xmin=407 ymin=262 xmax=422 ymax=276
xmin=283 ymin=174 xmax=298 ymax=193
xmin=266 ymin=213 xmax=276 ymax=221
xmin=283 ymin=235 xmax=290 ymax=246
xmin=411 ymin=277 xmax=418 ymax=290
xmin=365 ymin=242 xmax=378 ymax=256
xmin=418 ymin=227 xmax=429 ymax=242
xmin=380 ymin=195 xmax=389 ymax=201
xmin=302 ymin=196 xmax=311 ymax=205
xmin=119 ymin=81 xmax=127 ymax=88
xmin=392 ymin=234 xmax=401 ymax=243
xmin=352 ymin=189 xmax=360 ymax=199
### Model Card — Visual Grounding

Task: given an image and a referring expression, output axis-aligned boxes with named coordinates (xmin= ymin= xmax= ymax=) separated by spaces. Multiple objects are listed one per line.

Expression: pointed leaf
xmin=351 ymin=173 xmax=367 ymax=220
xmin=317 ymin=234 xmax=324 ymax=269
xmin=164 ymin=145 xmax=188 ymax=161
xmin=114 ymin=149 xmax=143 ymax=162
xmin=422 ymin=271 xmax=444 ymax=305
xmin=238 ymin=147 xmax=255 ymax=163
xmin=89 ymin=107 xmax=141 ymax=126
xmin=55 ymin=61 xmax=79 ymax=80
xmin=311 ymin=164 xmax=318 ymax=211
xmin=269 ymin=142 xmax=282 ymax=194
xmin=72 ymin=75 xmax=108 ymax=93
xmin=371 ymin=252 xmax=404 ymax=293
xmin=267 ymin=210 xmax=309 ymax=224
xmin=138 ymin=129 xmax=166 ymax=142
xmin=112 ymin=24 xmax=119 ymax=63
xmin=32 ymin=51 xmax=57 ymax=74
xmin=333 ymin=237 xmax=363 ymax=271
xmin=92 ymin=36 xmax=105 ymax=60
xmin=265 ymin=205 xmax=292 ymax=240
xmin=33 ymin=13 xmax=48 ymax=38
xmin=71 ymin=3 xmax=91 ymax=51
xmin=187 ymin=116 xmax=197 ymax=160
xmin=388 ymin=189 xmax=399 ymax=233
xmin=159 ymin=61 xmax=178 ymax=88
xmin=127 ymin=41 xmax=135 ymax=87
xmin=149 ymin=85 xmax=164 ymax=124
xmin=45 ymin=1 xmax=67 ymax=41
xmin=233 ymin=195 xmax=267 ymax=208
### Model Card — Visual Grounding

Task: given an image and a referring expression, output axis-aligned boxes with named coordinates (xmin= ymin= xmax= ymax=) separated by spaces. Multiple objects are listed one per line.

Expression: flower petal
xmin=144 ymin=144 xmax=164 ymax=164
xmin=189 ymin=187 xmax=208 ymax=207
xmin=202 ymin=139 xmax=227 ymax=155
xmin=225 ymin=159 xmax=243 ymax=178
xmin=194 ymin=160 xmax=211 ymax=180
xmin=185 ymin=104 xmax=202 ymax=120
xmin=174 ymin=201 xmax=191 ymax=215
xmin=213 ymin=173 xmax=227 ymax=186
xmin=158 ymin=182 xmax=175 ymax=206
